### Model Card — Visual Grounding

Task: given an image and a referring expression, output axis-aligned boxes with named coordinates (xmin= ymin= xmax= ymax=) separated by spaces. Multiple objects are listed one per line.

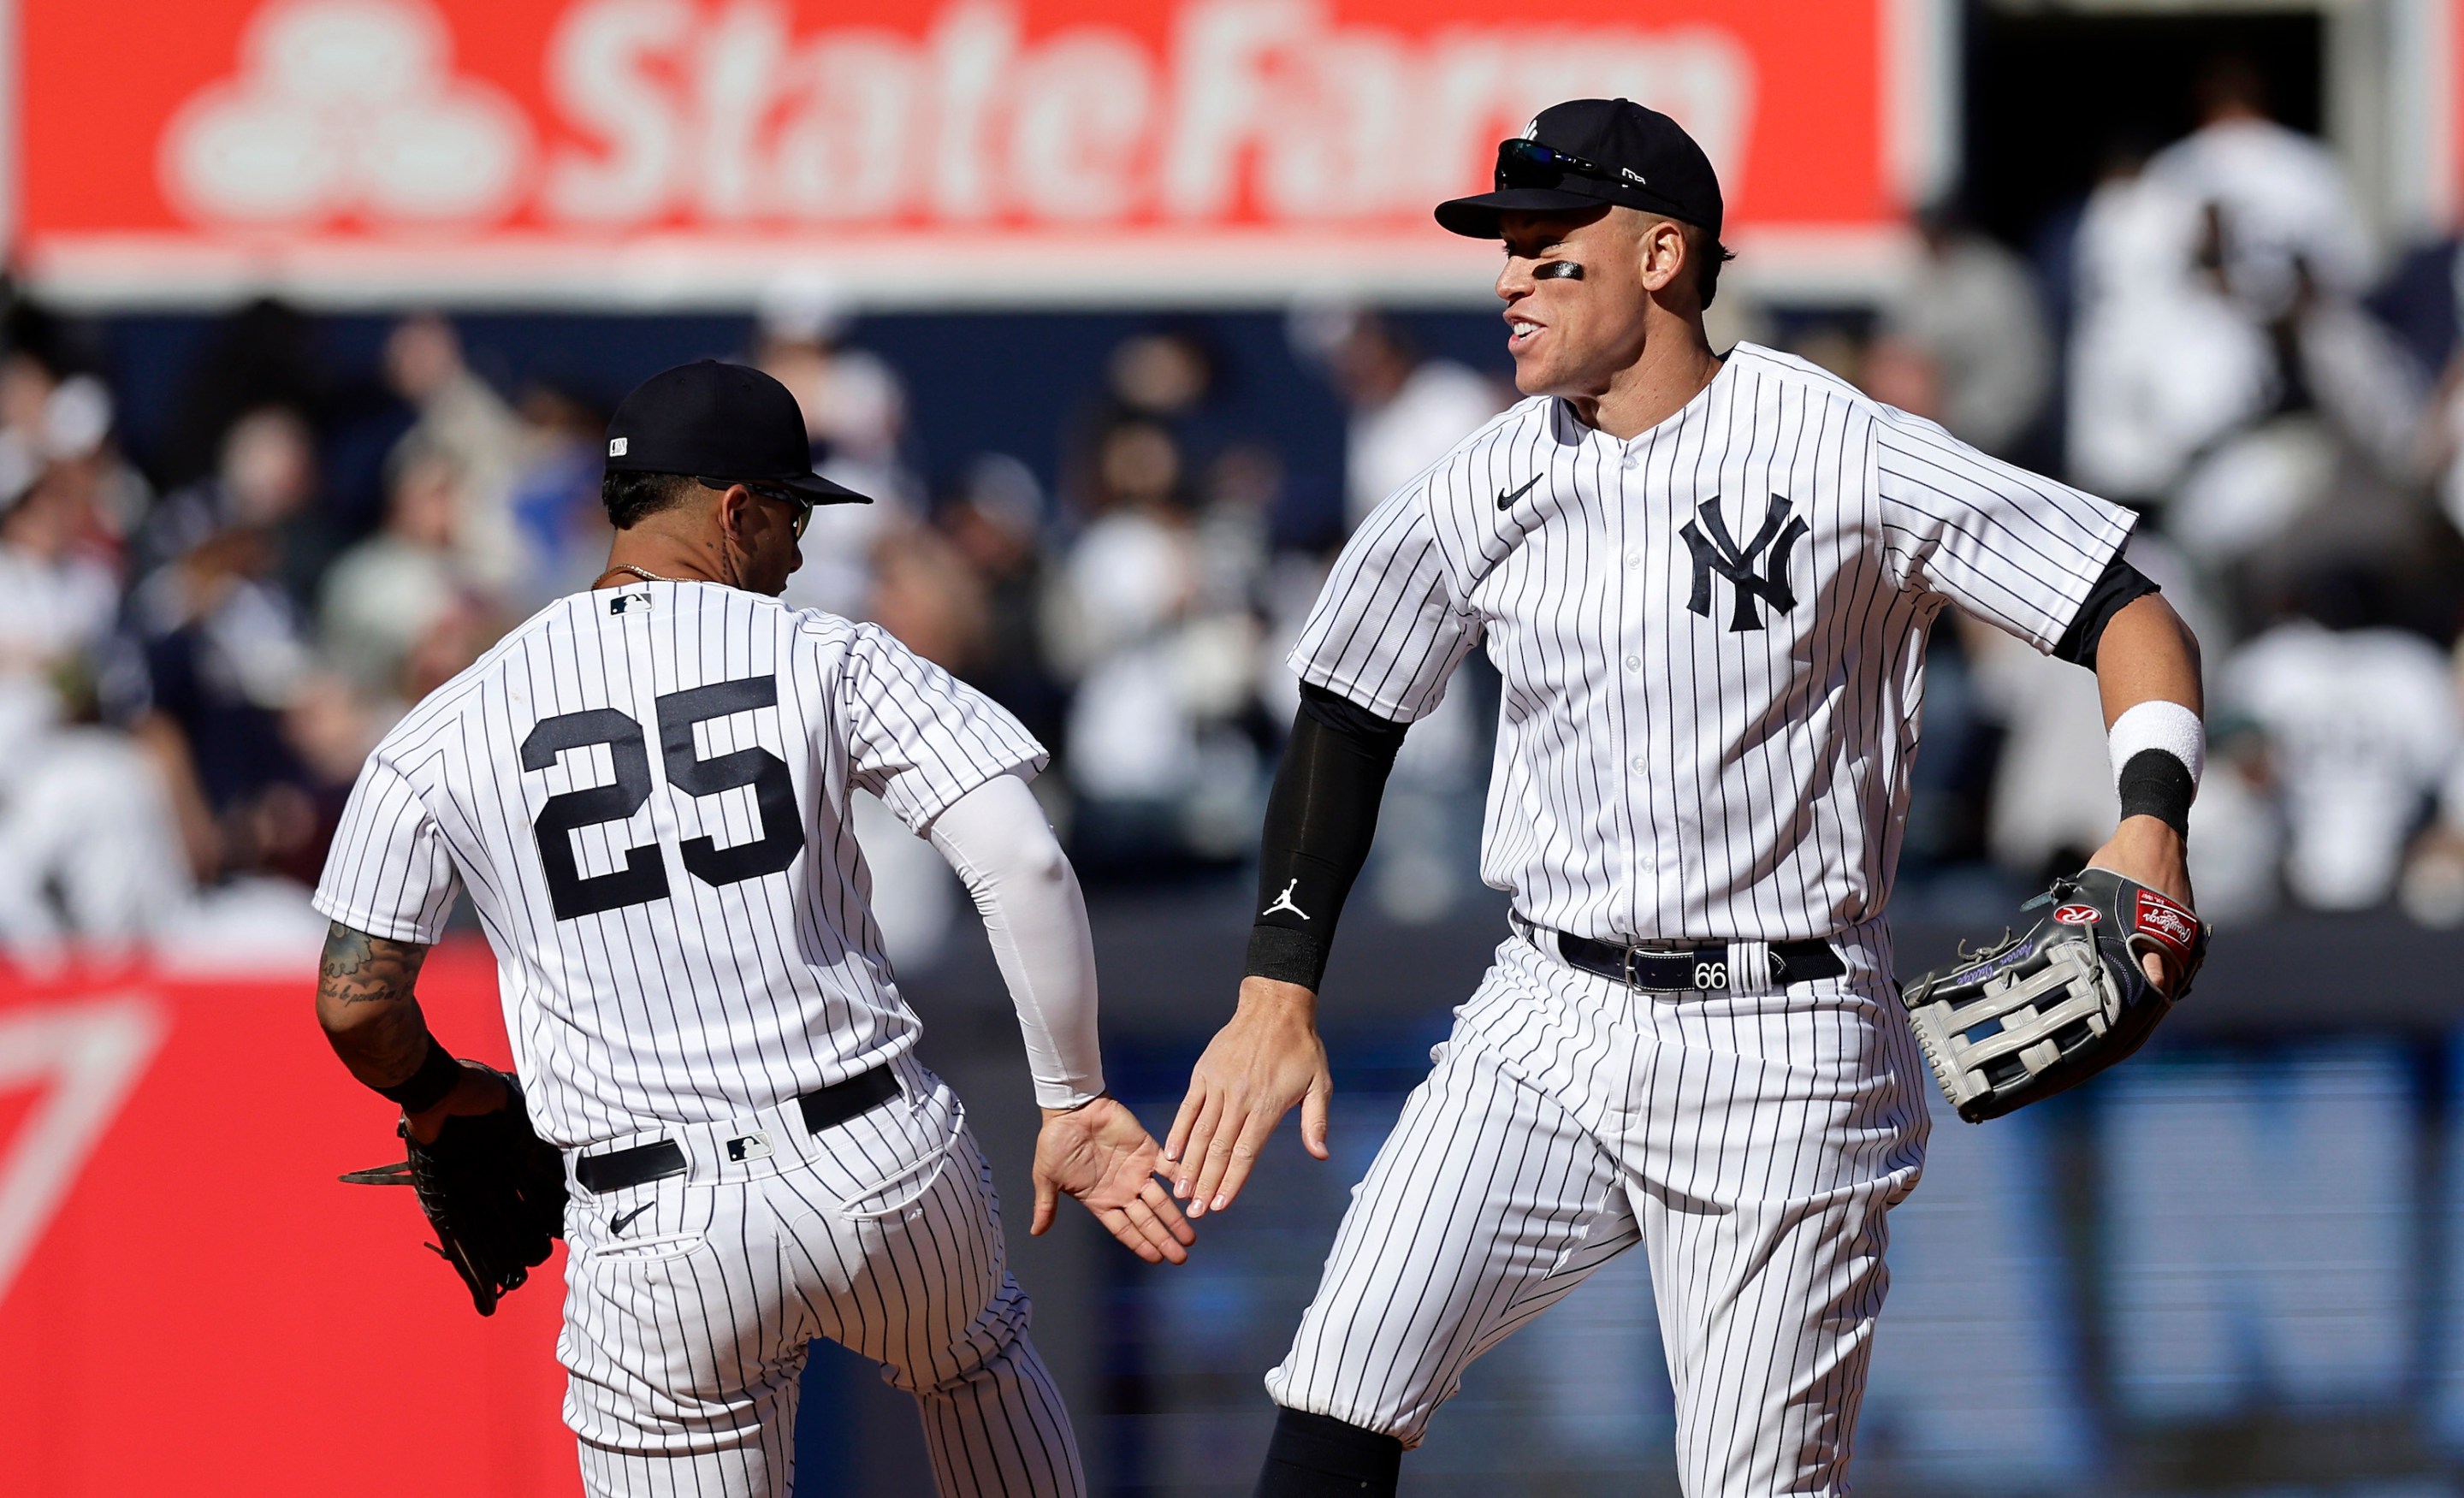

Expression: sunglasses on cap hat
xmin=697 ymin=477 xmax=814 ymax=540
xmin=1494 ymin=137 xmax=1650 ymax=193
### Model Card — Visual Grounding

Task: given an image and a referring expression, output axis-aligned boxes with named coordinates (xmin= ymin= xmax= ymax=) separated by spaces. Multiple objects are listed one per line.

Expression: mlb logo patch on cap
xmin=608 ymin=437 xmax=629 ymax=457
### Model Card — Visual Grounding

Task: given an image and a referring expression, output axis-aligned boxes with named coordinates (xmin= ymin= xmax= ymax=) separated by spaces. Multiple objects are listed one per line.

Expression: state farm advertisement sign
xmin=19 ymin=0 xmax=1917 ymax=307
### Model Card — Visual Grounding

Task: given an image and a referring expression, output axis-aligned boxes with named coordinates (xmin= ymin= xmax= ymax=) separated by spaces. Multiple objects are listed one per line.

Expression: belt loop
xmin=1727 ymin=938 xmax=1772 ymax=997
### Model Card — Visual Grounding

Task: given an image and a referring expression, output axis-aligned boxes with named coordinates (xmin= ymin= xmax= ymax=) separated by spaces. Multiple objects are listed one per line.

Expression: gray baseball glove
xmin=1902 ymin=867 xmax=2207 ymax=1122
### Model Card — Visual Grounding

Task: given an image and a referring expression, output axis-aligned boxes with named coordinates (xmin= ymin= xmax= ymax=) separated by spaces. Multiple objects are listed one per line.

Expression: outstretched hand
xmin=1164 ymin=977 xmax=1332 ymax=1219
xmin=1032 ymin=1095 xmax=1195 ymax=1265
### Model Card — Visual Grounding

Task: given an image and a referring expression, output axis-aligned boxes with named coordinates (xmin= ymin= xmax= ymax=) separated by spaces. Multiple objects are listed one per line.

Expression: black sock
xmin=1252 ymin=1406 xmax=1403 ymax=1497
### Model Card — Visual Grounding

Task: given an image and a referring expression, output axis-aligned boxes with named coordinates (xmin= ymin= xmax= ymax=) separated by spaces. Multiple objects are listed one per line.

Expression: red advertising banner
xmin=0 ymin=950 xmax=580 ymax=1498
xmin=15 ymin=0 xmax=1930 ymax=307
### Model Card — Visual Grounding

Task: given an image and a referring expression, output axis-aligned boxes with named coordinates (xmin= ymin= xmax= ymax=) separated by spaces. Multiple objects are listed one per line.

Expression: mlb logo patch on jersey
xmin=609 ymin=592 xmax=648 ymax=615
xmin=726 ymin=1132 xmax=773 ymax=1163
xmin=2052 ymin=903 xmax=2100 ymax=926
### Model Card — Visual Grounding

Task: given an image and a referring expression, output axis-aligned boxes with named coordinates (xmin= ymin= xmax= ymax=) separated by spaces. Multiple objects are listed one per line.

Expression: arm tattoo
xmin=316 ymin=921 xmax=436 ymax=1091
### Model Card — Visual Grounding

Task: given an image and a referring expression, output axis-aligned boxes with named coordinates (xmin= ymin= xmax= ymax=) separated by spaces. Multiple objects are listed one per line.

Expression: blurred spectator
xmin=0 ymin=459 xmax=192 ymax=956
xmin=1295 ymin=306 xmax=1505 ymax=916
xmin=2066 ymin=146 xmax=2272 ymax=506
xmin=939 ymin=454 xmax=1065 ymax=749
xmin=0 ymin=455 xmax=114 ymax=772
xmin=135 ymin=405 xmax=329 ymax=609
xmin=2146 ymin=56 xmax=2373 ymax=312
xmin=757 ymin=277 xmax=914 ymax=619
xmin=1288 ymin=306 xmax=1505 ymax=528
xmin=318 ymin=439 xmax=476 ymax=708
xmin=503 ymin=381 xmax=615 ymax=609
xmin=1045 ymin=396 xmax=1264 ymax=868
xmin=1870 ymin=205 xmax=2051 ymax=459
xmin=383 ymin=313 xmax=524 ymax=598
xmin=870 ymin=520 xmax=991 ymax=677
xmin=2222 ymin=571 xmax=2461 ymax=911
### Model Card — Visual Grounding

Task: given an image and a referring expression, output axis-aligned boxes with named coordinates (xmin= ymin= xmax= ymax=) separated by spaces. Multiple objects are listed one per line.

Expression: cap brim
xmin=1434 ymin=187 xmax=1612 ymax=239
xmin=742 ymin=471 xmax=873 ymax=506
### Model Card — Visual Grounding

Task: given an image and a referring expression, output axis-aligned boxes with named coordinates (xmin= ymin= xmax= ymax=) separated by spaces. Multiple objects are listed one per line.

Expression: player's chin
xmin=1506 ymin=334 xmax=1567 ymax=392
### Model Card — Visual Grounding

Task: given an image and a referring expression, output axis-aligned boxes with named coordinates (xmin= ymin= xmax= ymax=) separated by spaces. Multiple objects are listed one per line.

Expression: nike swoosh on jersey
xmin=608 ymin=1203 xmax=654 ymax=1235
xmin=1496 ymin=474 xmax=1543 ymax=510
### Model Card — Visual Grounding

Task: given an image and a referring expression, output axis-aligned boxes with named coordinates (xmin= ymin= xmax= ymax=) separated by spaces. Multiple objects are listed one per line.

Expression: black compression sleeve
xmin=1244 ymin=684 xmax=1409 ymax=991
xmin=2052 ymin=556 xmax=2161 ymax=667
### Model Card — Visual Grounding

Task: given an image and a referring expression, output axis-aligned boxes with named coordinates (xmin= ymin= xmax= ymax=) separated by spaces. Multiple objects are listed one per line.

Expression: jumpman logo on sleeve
xmin=1263 ymin=879 xmax=1310 ymax=920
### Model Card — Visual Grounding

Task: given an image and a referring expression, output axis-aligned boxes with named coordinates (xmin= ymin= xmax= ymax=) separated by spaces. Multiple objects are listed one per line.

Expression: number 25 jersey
xmin=311 ymin=579 xmax=1045 ymax=1149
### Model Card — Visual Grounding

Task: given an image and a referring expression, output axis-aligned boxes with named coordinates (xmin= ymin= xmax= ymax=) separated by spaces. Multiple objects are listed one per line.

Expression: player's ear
xmin=1638 ymin=216 xmax=1685 ymax=296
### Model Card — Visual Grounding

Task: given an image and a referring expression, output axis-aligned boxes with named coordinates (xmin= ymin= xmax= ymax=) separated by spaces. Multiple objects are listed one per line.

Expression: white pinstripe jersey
xmin=1292 ymin=341 xmax=2135 ymax=944
xmin=311 ymin=579 xmax=1045 ymax=1149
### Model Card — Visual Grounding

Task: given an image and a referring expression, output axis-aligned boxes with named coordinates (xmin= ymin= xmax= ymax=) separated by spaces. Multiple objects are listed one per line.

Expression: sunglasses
xmin=1494 ymin=137 xmax=1647 ymax=194
xmin=699 ymin=477 xmax=814 ymax=540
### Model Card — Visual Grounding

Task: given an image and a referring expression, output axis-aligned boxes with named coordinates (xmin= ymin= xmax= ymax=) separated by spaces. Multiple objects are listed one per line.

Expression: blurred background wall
xmin=5 ymin=1 xmax=2464 ymax=1493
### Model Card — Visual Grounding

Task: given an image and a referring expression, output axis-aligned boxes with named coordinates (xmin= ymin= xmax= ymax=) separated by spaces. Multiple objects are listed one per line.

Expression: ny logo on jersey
xmin=1679 ymin=494 xmax=1810 ymax=632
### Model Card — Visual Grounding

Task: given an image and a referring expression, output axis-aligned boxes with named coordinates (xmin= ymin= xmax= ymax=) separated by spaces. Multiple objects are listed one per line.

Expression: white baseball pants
xmin=559 ymin=1055 xmax=1083 ymax=1498
xmin=1267 ymin=932 xmax=1928 ymax=1495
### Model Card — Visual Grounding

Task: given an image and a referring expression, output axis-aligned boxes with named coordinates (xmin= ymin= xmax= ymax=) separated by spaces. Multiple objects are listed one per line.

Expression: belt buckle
xmin=1620 ymin=943 xmax=1644 ymax=991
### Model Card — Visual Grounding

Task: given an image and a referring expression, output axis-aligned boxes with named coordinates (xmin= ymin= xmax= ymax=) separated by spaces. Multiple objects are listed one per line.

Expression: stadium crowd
xmin=5 ymin=66 xmax=2464 ymax=965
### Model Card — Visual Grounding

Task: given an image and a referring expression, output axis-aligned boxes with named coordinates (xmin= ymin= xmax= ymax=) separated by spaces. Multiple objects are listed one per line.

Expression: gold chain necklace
xmin=597 ymin=563 xmax=688 ymax=586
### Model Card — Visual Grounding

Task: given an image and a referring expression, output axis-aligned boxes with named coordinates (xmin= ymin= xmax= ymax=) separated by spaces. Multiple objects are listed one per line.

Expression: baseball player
xmin=1166 ymin=99 xmax=2207 ymax=1495
xmin=311 ymin=360 xmax=1192 ymax=1498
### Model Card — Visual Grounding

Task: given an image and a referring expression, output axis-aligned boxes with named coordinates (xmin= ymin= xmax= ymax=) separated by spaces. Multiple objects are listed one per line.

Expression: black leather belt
xmin=1513 ymin=914 xmax=1845 ymax=992
xmin=574 ymin=1066 xmax=900 ymax=1194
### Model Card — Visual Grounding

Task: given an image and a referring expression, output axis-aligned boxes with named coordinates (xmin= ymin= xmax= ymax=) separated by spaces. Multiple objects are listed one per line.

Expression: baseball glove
xmin=340 ymin=1067 xmax=568 ymax=1315
xmin=1902 ymin=867 xmax=2208 ymax=1123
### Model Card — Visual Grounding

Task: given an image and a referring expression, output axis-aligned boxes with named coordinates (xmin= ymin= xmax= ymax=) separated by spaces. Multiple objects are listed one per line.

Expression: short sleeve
xmin=1287 ymin=486 xmax=1482 ymax=722
xmin=1875 ymin=406 xmax=2137 ymax=653
xmin=312 ymin=757 xmax=461 ymax=944
xmin=841 ymin=623 xmax=1049 ymax=832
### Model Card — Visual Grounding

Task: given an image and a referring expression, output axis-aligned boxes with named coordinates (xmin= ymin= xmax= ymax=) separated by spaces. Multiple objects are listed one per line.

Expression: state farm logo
xmin=2053 ymin=903 xmax=2100 ymax=926
xmin=153 ymin=0 xmax=1749 ymax=234
xmin=161 ymin=0 xmax=531 ymax=228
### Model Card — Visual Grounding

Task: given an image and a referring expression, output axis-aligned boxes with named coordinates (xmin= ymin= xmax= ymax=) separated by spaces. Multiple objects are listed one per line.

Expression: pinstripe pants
xmin=560 ymin=1056 xmax=1083 ymax=1498
xmin=1267 ymin=933 xmax=1928 ymax=1495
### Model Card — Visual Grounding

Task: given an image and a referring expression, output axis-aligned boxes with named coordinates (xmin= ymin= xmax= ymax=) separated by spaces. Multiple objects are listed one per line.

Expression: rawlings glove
xmin=1902 ymin=867 xmax=2208 ymax=1123
xmin=341 ymin=1067 xmax=569 ymax=1315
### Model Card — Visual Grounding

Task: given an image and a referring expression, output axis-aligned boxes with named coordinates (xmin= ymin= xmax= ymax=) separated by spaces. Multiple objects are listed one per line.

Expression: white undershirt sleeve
xmin=924 ymin=772 xmax=1105 ymax=1110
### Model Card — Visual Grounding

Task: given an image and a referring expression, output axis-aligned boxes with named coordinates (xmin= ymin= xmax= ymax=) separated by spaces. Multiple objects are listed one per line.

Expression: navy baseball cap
xmin=604 ymin=360 xmax=870 ymax=506
xmin=1436 ymin=98 xmax=1723 ymax=240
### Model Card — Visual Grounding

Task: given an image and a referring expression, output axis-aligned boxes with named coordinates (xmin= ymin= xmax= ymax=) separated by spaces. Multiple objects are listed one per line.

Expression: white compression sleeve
xmin=926 ymin=773 xmax=1105 ymax=1110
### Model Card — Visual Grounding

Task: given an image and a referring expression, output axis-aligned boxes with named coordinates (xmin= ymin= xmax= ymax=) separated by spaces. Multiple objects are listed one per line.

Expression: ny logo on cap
xmin=1681 ymin=494 xmax=1810 ymax=632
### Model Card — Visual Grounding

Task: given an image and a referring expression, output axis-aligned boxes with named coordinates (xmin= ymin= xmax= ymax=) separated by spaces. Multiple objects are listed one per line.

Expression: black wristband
xmin=1247 ymin=924 xmax=1331 ymax=992
xmin=376 ymin=1034 xmax=462 ymax=1114
xmin=2117 ymin=748 xmax=2194 ymax=837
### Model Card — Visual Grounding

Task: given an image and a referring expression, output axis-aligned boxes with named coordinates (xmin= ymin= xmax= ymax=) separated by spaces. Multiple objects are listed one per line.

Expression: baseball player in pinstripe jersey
xmin=1168 ymin=100 xmax=2209 ymax=1495
xmin=311 ymin=361 xmax=1193 ymax=1498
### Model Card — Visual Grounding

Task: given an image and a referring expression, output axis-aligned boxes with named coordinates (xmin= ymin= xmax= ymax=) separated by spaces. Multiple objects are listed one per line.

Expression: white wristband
xmin=2107 ymin=700 xmax=2204 ymax=790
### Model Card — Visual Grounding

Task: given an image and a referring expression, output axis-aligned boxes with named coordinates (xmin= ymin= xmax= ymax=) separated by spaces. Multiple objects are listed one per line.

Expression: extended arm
xmin=315 ymin=921 xmax=507 ymax=1141
xmin=926 ymin=773 xmax=1193 ymax=1264
xmin=1166 ymin=686 xmax=1408 ymax=1218
xmin=2079 ymin=589 xmax=2205 ymax=986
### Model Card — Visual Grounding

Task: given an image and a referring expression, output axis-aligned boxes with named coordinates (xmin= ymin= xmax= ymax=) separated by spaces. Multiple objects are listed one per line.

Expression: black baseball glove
xmin=341 ymin=1066 xmax=568 ymax=1315
xmin=1901 ymin=867 xmax=2208 ymax=1123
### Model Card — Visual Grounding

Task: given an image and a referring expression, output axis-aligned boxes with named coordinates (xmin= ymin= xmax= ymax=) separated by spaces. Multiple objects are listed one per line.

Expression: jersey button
xmin=1630 ymin=755 xmax=1647 ymax=774
xmin=1624 ymin=654 xmax=1641 ymax=671
xmin=1625 ymin=551 xmax=1641 ymax=569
